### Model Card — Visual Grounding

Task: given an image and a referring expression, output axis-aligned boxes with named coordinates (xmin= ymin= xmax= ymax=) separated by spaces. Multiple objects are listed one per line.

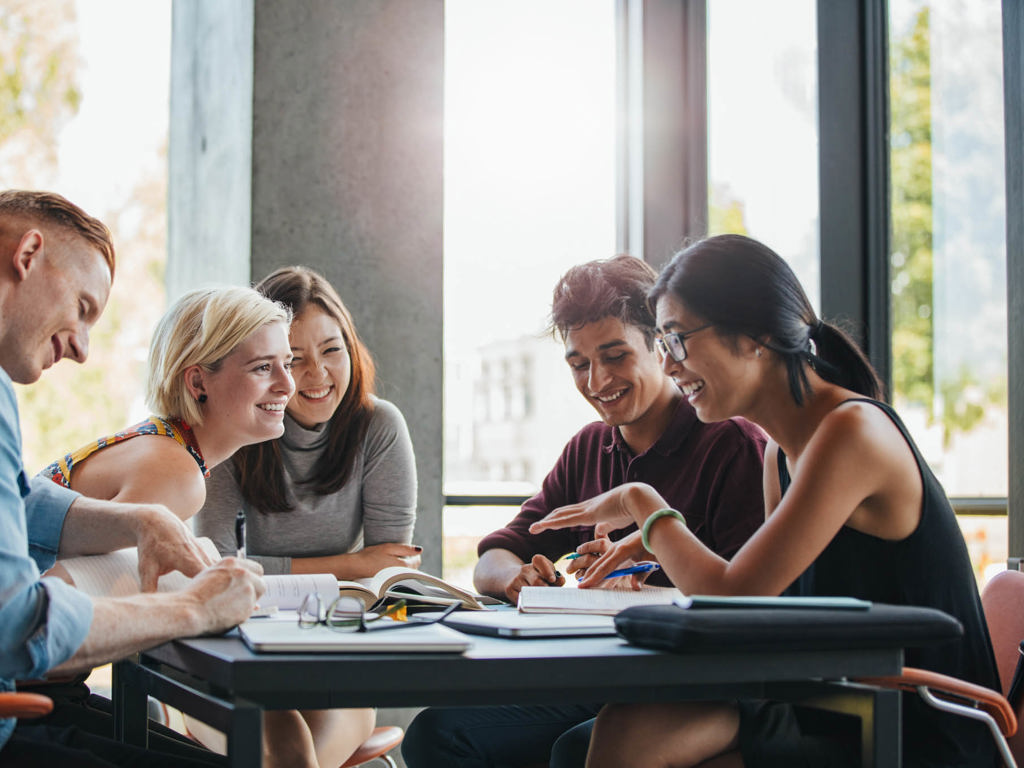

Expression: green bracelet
xmin=641 ymin=508 xmax=685 ymax=552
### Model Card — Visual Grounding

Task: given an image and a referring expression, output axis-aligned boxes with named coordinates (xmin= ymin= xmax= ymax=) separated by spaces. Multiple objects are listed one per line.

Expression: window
xmin=443 ymin=0 xmax=618 ymax=581
xmin=706 ymin=0 xmax=820 ymax=308
xmin=2 ymin=0 xmax=170 ymax=472
xmin=888 ymin=0 xmax=1007 ymax=580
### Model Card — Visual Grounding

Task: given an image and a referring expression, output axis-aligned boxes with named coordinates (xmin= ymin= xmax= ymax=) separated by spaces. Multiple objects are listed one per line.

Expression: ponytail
xmin=811 ymin=321 xmax=884 ymax=401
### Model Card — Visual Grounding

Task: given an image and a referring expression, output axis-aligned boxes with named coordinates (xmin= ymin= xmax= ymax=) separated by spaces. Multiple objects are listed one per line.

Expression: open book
xmin=54 ymin=538 xmax=338 ymax=612
xmin=517 ymin=585 xmax=684 ymax=616
xmin=339 ymin=566 xmax=503 ymax=611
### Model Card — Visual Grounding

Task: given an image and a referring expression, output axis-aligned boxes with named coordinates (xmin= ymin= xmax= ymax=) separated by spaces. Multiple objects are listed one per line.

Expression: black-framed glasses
xmin=297 ymin=594 xmax=459 ymax=633
xmin=655 ymin=323 xmax=714 ymax=363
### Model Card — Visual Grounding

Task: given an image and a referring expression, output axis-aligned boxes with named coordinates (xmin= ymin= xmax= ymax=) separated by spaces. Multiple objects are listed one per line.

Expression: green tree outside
xmin=1 ymin=2 xmax=166 ymax=472
xmin=889 ymin=3 xmax=1006 ymax=447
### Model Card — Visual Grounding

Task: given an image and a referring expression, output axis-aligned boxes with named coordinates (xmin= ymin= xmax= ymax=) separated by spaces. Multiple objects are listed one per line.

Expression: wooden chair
xmin=0 ymin=691 xmax=54 ymax=719
xmin=860 ymin=569 xmax=1024 ymax=768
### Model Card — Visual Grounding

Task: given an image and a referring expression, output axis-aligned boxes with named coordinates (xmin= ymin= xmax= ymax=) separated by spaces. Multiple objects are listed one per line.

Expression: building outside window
xmin=442 ymin=0 xmax=617 ymax=582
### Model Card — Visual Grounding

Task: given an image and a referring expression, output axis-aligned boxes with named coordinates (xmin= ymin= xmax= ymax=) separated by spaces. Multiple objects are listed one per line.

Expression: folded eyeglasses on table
xmin=297 ymin=595 xmax=460 ymax=632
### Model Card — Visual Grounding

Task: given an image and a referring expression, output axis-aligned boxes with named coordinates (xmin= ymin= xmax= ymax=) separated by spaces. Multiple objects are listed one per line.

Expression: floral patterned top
xmin=42 ymin=416 xmax=208 ymax=489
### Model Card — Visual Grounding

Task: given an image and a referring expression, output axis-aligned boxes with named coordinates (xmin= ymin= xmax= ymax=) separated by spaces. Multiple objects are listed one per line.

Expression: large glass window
xmin=2 ymin=0 xmax=170 ymax=472
xmin=706 ymin=0 xmax=819 ymax=308
xmin=443 ymin=0 xmax=617 ymax=582
xmin=888 ymin=0 xmax=1007 ymax=580
xmin=0 ymin=0 xmax=171 ymax=707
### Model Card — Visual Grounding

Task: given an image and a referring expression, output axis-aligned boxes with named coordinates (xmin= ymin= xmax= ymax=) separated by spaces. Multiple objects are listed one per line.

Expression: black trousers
xmin=0 ymin=680 xmax=224 ymax=768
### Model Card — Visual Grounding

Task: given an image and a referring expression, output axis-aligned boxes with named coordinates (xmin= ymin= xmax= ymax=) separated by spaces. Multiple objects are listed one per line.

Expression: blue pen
xmin=564 ymin=553 xmax=584 ymax=560
xmin=603 ymin=562 xmax=661 ymax=579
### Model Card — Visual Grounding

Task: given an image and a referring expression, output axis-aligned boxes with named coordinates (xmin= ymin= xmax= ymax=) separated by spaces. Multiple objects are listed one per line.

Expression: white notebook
xmin=238 ymin=613 xmax=472 ymax=653
xmin=517 ymin=586 xmax=683 ymax=616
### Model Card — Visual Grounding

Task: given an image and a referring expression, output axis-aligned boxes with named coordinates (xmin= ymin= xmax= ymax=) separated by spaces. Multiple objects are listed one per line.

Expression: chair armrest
xmin=0 ymin=691 xmax=55 ymax=719
xmin=860 ymin=667 xmax=1016 ymax=737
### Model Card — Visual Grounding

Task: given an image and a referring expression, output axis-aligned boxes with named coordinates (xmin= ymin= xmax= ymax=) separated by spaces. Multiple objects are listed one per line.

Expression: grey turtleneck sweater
xmin=195 ymin=396 xmax=417 ymax=574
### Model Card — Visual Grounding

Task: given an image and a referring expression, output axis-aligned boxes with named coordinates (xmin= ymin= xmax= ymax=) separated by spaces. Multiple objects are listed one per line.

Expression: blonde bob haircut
xmin=146 ymin=286 xmax=291 ymax=426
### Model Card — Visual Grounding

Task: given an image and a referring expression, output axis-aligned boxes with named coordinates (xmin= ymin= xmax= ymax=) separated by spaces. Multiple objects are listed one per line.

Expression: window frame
xmin=444 ymin=0 xmax=1021 ymax=551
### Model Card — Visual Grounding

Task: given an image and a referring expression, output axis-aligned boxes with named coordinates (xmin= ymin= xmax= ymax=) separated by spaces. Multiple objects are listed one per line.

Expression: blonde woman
xmin=44 ymin=287 xmax=374 ymax=768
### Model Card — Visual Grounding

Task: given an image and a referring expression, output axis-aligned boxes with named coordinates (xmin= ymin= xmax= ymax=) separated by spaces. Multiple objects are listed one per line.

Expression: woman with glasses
xmin=195 ymin=265 xmax=420 ymax=767
xmin=531 ymin=235 xmax=999 ymax=767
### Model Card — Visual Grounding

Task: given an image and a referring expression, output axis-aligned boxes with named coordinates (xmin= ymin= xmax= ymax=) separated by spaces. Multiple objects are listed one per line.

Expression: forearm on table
xmin=291 ymin=552 xmax=357 ymax=580
xmin=50 ymin=593 xmax=204 ymax=676
xmin=473 ymin=549 xmax=526 ymax=599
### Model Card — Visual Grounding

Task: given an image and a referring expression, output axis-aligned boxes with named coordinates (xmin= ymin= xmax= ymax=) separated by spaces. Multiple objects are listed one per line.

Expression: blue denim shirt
xmin=0 ymin=367 xmax=92 ymax=749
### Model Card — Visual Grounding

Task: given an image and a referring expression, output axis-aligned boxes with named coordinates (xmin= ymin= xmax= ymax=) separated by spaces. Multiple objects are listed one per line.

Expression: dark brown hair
xmin=0 ymin=189 xmax=115 ymax=279
xmin=548 ymin=254 xmax=659 ymax=347
xmin=233 ymin=266 xmax=377 ymax=511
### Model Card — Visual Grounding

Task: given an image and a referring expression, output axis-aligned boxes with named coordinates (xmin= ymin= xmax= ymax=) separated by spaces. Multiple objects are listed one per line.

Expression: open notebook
xmin=238 ymin=613 xmax=473 ymax=653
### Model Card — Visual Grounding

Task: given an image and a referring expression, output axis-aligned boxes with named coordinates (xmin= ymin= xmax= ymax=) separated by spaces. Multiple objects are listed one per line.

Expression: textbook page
xmin=58 ymin=537 xmax=222 ymax=597
xmin=258 ymin=572 xmax=339 ymax=610
xmin=517 ymin=585 xmax=683 ymax=615
xmin=356 ymin=566 xmax=502 ymax=610
xmin=57 ymin=538 xmax=338 ymax=611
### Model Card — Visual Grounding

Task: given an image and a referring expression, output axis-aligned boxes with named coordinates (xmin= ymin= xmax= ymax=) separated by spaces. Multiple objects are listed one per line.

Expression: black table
xmin=113 ymin=623 xmax=912 ymax=767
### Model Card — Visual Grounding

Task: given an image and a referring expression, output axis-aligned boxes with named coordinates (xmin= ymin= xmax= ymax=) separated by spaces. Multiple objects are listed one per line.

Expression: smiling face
xmin=655 ymin=293 xmax=762 ymax=423
xmin=0 ymin=231 xmax=111 ymax=385
xmin=564 ymin=316 xmax=677 ymax=440
xmin=285 ymin=306 xmax=352 ymax=429
xmin=196 ymin=320 xmax=295 ymax=449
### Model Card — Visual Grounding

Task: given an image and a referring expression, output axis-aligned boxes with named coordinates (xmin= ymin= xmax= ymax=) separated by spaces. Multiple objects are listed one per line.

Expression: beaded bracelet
xmin=640 ymin=508 xmax=685 ymax=552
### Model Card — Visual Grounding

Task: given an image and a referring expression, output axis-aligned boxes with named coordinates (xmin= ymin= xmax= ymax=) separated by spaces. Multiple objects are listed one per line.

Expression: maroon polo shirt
xmin=478 ymin=397 xmax=767 ymax=584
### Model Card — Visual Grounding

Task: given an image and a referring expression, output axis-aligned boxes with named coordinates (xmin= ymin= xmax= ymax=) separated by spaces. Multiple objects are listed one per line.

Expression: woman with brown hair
xmin=195 ymin=266 xmax=419 ymax=767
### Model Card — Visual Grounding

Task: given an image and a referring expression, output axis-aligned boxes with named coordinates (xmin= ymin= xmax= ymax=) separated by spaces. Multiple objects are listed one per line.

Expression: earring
xmin=197 ymin=394 xmax=208 ymax=403
xmin=756 ymin=348 xmax=762 ymax=358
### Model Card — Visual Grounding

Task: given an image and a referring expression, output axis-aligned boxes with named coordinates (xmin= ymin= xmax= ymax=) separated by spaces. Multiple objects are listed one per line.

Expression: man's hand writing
xmin=187 ymin=557 xmax=266 ymax=633
xmin=504 ymin=554 xmax=565 ymax=602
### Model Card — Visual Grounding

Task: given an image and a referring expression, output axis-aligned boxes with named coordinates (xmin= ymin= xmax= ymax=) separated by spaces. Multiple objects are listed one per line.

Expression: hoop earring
xmin=197 ymin=394 xmax=208 ymax=403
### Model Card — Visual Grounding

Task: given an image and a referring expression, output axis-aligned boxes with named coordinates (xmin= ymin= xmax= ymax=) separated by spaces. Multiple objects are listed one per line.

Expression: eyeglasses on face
xmin=297 ymin=595 xmax=458 ymax=633
xmin=655 ymin=323 xmax=714 ymax=363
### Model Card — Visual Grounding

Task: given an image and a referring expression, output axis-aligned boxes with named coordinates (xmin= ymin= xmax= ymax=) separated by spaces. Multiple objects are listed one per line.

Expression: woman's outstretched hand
xmin=529 ymin=482 xmax=668 ymax=539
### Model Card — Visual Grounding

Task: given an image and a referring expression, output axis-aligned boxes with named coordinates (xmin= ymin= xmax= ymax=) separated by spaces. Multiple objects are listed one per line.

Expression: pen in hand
xmin=235 ymin=509 xmax=246 ymax=559
xmin=603 ymin=562 xmax=661 ymax=580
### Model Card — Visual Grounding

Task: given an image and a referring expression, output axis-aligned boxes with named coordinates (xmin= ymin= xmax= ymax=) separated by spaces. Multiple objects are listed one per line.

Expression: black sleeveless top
xmin=780 ymin=399 xmax=999 ymax=766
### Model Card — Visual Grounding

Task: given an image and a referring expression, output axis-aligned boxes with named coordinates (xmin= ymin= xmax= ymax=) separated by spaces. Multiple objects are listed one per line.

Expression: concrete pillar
xmin=169 ymin=0 xmax=445 ymax=576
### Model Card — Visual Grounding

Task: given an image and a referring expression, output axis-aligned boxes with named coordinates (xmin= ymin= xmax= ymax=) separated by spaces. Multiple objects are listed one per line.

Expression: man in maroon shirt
xmin=403 ymin=256 xmax=766 ymax=768
xmin=474 ymin=255 xmax=766 ymax=601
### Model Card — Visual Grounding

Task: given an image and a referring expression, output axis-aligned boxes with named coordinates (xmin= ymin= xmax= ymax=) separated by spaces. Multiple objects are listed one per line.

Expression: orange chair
xmin=339 ymin=725 xmax=403 ymax=768
xmin=861 ymin=569 xmax=1024 ymax=768
xmin=0 ymin=691 xmax=54 ymax=719
xmin=982 ymin=570 xmax=1024 ymax=762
